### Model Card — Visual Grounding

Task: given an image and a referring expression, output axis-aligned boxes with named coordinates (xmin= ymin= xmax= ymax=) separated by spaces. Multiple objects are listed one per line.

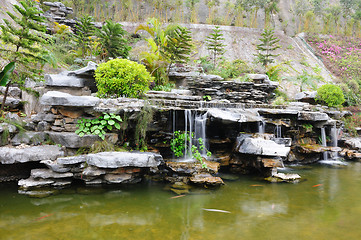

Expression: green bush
xmin=316 ymin=84 xmax=345 ymax=107
xmin=95 ymin=59 xmax=153 ymax=98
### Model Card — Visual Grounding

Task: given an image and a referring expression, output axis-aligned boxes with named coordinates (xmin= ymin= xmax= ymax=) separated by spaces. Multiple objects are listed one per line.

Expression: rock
xmin=298 ymin=111 xmax=329 ymax=121
xmin=258 ymin=108 xmax=299 ymax=116
xmin=0 ymin=86 xmax=21 ymax=98
xmin=0 ymin=123 xmax=17 ymax=133
xmin=104 ymin=173 xmax=141 ymax=184
xmin=208 ymin=108 xmax=262 ymax=123
xmin=84 ymin=178 xmax=104 ymax=185
xmin=47 ymin=132 xmax=118 ymax=148
xmin=30 ymin=169 xmax=73 ymax=179
xmin=18 ymin=177 xmax=54 ymax=189
xmin=52 ymin=180 xmax=72 ymax=187
xmin=166 ymin=160 xmax=219 ymax=175
xmin=189 ymin=173 xmax=224 ymax=186
xmin=87 ymin=152 xmax=162 ymax=168
xmin=344 ymin=138 xmax=361 ymax=151
xmin=262 ymin=158 xmax=283 ymax=168
xmin=0 ymin=96 xmax=21 ymax=108
xmin=201 ymin=74 xmax=224 ymax=81
xmin=68 ymin=61 xmax=97 ymax=77
xmin=37 ymin=121 xmax=51 ymax=131
xmin=296 ymin=144 xmax=328 ymax=154
xmin=0 ymin=145 xmax=64 ymax=164
xmin=265 ymin=172 xmax=301 ymax=183
xmin=40 ymin=160 xmax=71 ymax=173
xmin=57 ymin=155 xmax=87 ymax=165
xmin=58 ymin=107 xmax=84 ymax=118
xmin=40 ymin=91 xmax=99 ymax=107
xmin=271 ymin=138 xmax=292 ymax=147
xmin=11 ymin=131 xmax=48 ymax=146
xmin=45 ymin=74 xmax=85 ymax=88
xmin=235 ymin=134 xmax=290 ymax=157
xmin=18 ymin=189 xmax=58 ymax=198
xmin=294 ymin=91 xmax=317 ymax=103
xmin=82 ymin=166 xmax=107 ymax=177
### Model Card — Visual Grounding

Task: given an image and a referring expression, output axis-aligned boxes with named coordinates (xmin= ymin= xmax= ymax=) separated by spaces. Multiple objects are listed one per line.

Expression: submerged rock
xmin=104 ymin=173 xmax=141 ymax=184
xmin=18 ymin=177 xmax=54 ymax=189
xmin=265 ymin=173 xmax=301 ymax=183
xmin=189 ymin=173 xmax=224 ymax=186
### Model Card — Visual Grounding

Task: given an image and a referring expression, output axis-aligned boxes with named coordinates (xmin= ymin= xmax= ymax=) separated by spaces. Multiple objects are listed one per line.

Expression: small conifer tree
xmin=205 ymin=26 xmax=226 ymax=67
xmin=255 ymin=28 xmax=281 ymax=68
xmin=0 ymin=0 xmax=50 ymax=112
xmin=72 ymin=15 xmax=96 ymax=58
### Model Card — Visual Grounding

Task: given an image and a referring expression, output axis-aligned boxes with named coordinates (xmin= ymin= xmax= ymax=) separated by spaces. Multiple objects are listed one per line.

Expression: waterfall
xmin=321 ymin=127 xmax=328 ymax=161
xmin=183 ymin=110 xmax=209 ymax=159
xmin=331 ymin=122 xmax=339 ymax=159
xmin=275 ymin=125 xmax=282 ymax=138
xmin=258 ymin=120 xmax=266 ymax=134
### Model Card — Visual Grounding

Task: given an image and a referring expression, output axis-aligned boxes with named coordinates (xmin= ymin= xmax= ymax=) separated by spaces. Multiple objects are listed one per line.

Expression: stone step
xmin=45 ymin=74 xmax=85 ymax=88
xmin=146 ymin=91 xmax=202 ymax=101
xmin=40 ymin=91 xmax=99 ymax=107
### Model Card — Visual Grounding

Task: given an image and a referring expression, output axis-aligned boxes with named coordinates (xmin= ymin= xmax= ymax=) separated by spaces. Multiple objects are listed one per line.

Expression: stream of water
xmin=1 ymin=163 xmax=361 ymax=240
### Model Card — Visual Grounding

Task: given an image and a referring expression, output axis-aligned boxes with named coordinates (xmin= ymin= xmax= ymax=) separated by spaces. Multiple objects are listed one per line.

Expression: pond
xmin=1 ymin=162 xmax=361 ymax=240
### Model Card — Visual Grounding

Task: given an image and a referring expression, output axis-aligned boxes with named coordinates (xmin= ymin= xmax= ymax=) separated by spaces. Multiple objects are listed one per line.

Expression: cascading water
xmin=321 ymin=127 xmax=328 ymax=161
xmin=183 ymin=109 xmax=209 ymax=160
xmin=258 ymin=120 xmax=266 ymax=134
xmin=275 ymin=125 xmax=282 ymax=138
xmin=331 ymin=122 xmax=339 ymax=160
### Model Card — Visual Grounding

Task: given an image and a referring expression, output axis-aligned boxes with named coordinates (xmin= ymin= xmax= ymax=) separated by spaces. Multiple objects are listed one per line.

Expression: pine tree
xmin=162 ymin=26 xmax=193 ymax=69
xmin=255 ymin=28 xmax=280 ymax=68
xmin=205 ymin=26 xmax=226 ymax=67
xmin=96 ymin=20 xmax=131 ymax=60
xmin=0 ymin=0 xmax=50 ymax=112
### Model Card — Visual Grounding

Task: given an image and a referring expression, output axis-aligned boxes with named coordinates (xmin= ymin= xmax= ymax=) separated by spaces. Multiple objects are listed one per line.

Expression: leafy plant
xmin=135 ymin=103 xmax=153 ymax=150
xmin=152 ymin=83 xmax=176 ymax=92
xmin=302 ymin=123 xmax=313 ymax=131
xmin=75 ymin=113 xmax=122 ymax=140
xmin=210 ymin=59 xmax=252 ymax=79
xmin=203 ymin=95 xmax=212 ymax=101
xmin=72 ymin=15 xmax=96 ymax=58
xmin=205 ymin=26 xmax=226 ymax=67
xmin=254 ymin=28 xmax=281 ymax=68
xmin=316 ymin=84 xmax=345 ymax=107
xmin=0 ymin=0 xmax=51 ymax=112
xmin=96 ymin=19 xmax=131 ymax=60
xmin=170 ymin=130 xmax=211 ymax=168
xmin=95 ymin=58 xmax=153 ymax=98
xmin=0 ymin=62 xmax=16 ymax=87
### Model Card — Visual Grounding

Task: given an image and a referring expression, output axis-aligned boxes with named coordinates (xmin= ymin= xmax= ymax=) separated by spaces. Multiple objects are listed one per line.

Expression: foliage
xmin=72 ymin=15 xmax=96 ymax=58
xmin=0 ymin=62 xmax=16 ymax=87
xmin=205 ymin=26 xmax=226 ymax=66
xmin=210 ymin=59 xmax=252 ymax=79
xmin=96 ymin=20 xmax=131 ymax=60
xmin=134 ymin=103 xmax=154 ymax=150
xmin=272 ymin=96 xmax=287 ymax=105
xmin=254 ymin=28 xmax=280 ymax=68
xmin=95 ymin=59 xmax=153 ymax=98
xmin=162 ymin=26 xmax=193 ymax=69
xmin=203 ymin=95 xmax=212 ymax=101
xmin=0 ymin=0 xmax=51 ymax=112
xmin=316 ymin=84 xmax=345 ymax=107
xmin=152 ymin=83 xmax=176 ymax=92
xmin=296 ymin=70 xmax=322 ymax=92
xmin=75 ymin=113 xmax=122 ymax=140
xmin=266 ymin=64 xmax=283 ymax=82
xmin=342 ymin=112 xmax=361 ymax=136
xmin=170 ymin=130 xmax=212 ymax=168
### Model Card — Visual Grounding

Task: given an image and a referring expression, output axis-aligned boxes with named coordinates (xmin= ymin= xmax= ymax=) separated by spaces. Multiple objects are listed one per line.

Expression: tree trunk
xmin=1 ymin=83 xmax=10 ymax=113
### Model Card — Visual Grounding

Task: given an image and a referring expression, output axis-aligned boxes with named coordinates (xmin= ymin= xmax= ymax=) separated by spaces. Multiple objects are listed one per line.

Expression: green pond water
xmin=1 ymin=162 xmax=361 ymax=240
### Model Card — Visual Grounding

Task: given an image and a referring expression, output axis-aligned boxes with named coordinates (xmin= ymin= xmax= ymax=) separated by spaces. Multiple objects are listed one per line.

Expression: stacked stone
xmin=43 ymin=2 xmax=77 ymax=28
xmin=0 ymin=86 xmax=22 ymax=110
xmin=18 ymin=151 xmax=163 ymax=196
xmin=187 ymin=74 xmax=278 ymax=104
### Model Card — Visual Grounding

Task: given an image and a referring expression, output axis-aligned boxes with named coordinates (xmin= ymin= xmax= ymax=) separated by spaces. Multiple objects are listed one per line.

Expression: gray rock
xmin=294 ymin=91 xmax=317 ymax=102
xmin=258 ymin=108 xmax=300 ymax=116
xmin=57 ymin=155 xmax=87 ymax=165
xmin=0 ymin=123 xmax=17 ymax=133
xmin=18 ymin=177 xmax=54 ymax=189
xmin=84 ymin=178 xmax=104 ymax=185
xmin=11 ymin=131 xmax=48 ymax=146
xmin=82 ymin=166 xmax=107 ymax=177
xmin=52 ymin=180 xmax=72 ymax=187
xmin=68 ymin=61 xmax=97 ymax=77
xmin=31 ymin=169 xmax=73 ymax=179
xmin=0 ymin=96 xmax=20 ymax=108
xmin=40 ymin=160 xmax=71 ymax=173
xmin=207 ymin=108 xmax=262 ymax=123
xmin=47 ymin=132 xmax=118 ymax=148
xmin=248 ymin=74 xmax=268 ymax=82
xmin=0 ymin=86 xmax=21 ymax=98
xmin=37 ymin=121 xmax=50 ymax=132
xmin=40 ymin=91 xmax=99 ymax=107
xmin=0 ymin=145 xmax=64 ymax=164
xmin=298 ymin=111 xmax=329 ymax=121
xmin=86 ymin=152 xmax=163 ymax=168
xmin=45 ymin=74 xmax=85 ymax=88
xmin=344 ymin=138 xmax=361 ymax=151
xmin=104 ymin=173 xmax=141 ymax=184
xmin=201 ymin=74 xmax=223 ymax=81
xmin=235 ymin=135 xmax=290 ymax=157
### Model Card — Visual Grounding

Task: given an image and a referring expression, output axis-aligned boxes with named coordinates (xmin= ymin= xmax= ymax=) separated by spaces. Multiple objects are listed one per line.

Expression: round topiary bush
xmin=316 ymin=84 xmax=345 ymax=107
xmin=95 ymin=59 xmax=153 ymax=98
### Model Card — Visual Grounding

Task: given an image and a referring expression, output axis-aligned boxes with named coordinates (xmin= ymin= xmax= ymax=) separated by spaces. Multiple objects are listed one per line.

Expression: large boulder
xmin=235 ymin=134 xmax=290 ymax=157
xmin=45 ymin=74 xmax=85 ymax=88
xmin=297 ymin=111 xmax=329 ymax=121
xmin=0 ymin=145 xmax=64 ymax=164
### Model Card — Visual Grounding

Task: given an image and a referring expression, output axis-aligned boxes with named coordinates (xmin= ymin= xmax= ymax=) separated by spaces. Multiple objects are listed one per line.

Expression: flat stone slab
xmin=86 ymin=152 xmax=162 ymax=168
xmin=31 ymin=169 xmax=73 ymax=179
xmin=104 ymin=173 xmax=137 ymax=184
xmin=207 ymin=108 xmax=262 ymax=123
xmin=41 ymin=159 xmax=71 ymax=173
xmin=57 ymin=155 xmax=87 ymax=165
xmin=0 ymin=145 xmax=64 ymax=164
xmin=298 ymin=111 xmax=329 ymax=121
xmin=189 ymin=173 xmax=224 ymax=186
xmin=344 ymin=138 xmax=361 ymax=151
xmin=258 ymin=108 xmax=300 ymax=116
xmin=40 ymin=91 xmax=99 ymax=107
xmin=47 ymin=132 xmax=118 ymax=148
xmin=235 ymin=135 xmax=290 ymax=157
xmin=45 ymin=74 xmax=85 ymax=88
xmin=18 ymin=177 xmax=54 ymax=189
xmin=11 ymin=131 xmax=48 ymax=146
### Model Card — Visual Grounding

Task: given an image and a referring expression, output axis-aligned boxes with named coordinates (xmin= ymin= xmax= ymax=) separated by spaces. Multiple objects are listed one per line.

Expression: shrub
xmin=95 ymin=59 xmax=153 ymax=98
xmin=316 ymin=84 xmax=345 ymax=107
